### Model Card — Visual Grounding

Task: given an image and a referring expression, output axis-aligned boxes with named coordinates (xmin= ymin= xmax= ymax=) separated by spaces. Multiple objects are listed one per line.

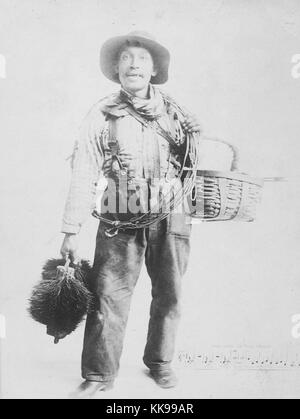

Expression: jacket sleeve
xmin=61 ymin=104 xmax=105 ymax=234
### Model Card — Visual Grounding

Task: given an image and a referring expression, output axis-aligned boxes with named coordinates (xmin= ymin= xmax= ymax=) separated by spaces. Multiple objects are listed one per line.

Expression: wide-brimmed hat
xmin=100 ymin=31 xmax=170 ymax=85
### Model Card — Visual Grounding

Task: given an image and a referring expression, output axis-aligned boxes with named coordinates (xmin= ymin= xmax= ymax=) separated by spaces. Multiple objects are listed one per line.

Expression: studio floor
xmin=1 ymin=181 xmax=300 ymax=399
xmin=1 ymin=288 xmax=300 ymax=399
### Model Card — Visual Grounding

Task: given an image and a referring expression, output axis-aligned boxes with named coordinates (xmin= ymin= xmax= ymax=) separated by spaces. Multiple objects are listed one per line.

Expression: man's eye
xmin=121 ymin=54 xmax=129 ymax=60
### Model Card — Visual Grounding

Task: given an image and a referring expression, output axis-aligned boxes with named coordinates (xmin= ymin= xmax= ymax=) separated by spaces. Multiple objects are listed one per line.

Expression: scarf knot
xmin=119 ymin=85 xmax=165 ymax=120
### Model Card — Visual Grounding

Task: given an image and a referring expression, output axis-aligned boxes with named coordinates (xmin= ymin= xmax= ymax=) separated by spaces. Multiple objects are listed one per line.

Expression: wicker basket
xmin=188 ymin=170 xmax=264 ymax=221
xmin=187 ymin=170 xmax=264 ymax=222
xmin=186 ymin=137 xmax=264 ymax=222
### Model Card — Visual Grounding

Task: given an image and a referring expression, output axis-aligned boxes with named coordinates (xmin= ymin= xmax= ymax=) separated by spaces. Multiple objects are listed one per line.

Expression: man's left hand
xmin=182 ymin=114 xmax=202 ymax=133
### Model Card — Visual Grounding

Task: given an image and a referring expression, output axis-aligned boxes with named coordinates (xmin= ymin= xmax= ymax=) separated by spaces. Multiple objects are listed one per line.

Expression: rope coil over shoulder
xmin=92 ymin=94 xmax=200 ymax=237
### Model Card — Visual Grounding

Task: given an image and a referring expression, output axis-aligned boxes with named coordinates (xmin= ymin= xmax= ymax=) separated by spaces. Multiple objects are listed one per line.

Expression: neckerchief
xmin=119 ymin=85 xmax=165 ymax=121
xmin=98 ymin=85 xmax=187 ymax=152
xmin=100 ymin=84 xmax=166 ymax=121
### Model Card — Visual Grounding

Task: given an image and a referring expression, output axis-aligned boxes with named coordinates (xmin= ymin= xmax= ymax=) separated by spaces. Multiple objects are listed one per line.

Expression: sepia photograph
xmin=0 ymin=0 xmax=300 ymax=402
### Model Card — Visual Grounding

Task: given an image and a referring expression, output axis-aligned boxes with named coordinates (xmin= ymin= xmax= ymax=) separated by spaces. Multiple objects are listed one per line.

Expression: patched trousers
xmin=81 ymin=213 xmax=191 ymax=382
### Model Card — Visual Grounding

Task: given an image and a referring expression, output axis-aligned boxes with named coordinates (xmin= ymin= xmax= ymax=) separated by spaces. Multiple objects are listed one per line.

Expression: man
xmin=60 ymin=31 xmax=201 ymax=398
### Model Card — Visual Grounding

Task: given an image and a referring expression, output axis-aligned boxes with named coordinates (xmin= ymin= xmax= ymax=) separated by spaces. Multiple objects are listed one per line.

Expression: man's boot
xmin=69 ymin=380 xmax=114 ymax=399
xmin=149 ymin=369 xmax=178 ymax=389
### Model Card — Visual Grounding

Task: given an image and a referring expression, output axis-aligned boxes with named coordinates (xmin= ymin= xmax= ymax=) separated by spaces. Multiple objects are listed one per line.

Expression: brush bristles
xmin=28 ymin=258 xmax=95 ymax=337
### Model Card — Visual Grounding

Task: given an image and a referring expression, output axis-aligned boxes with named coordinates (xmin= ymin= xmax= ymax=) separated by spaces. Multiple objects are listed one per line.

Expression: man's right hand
xmin=60 ymin=233 xmax=79 ymax=264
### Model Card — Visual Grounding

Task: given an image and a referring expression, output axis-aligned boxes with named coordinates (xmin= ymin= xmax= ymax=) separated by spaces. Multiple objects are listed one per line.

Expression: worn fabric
xmin=62 ymin=85 xmax=194 ymax=382
xmin=81 ymin=213 xmax=191 ymax=382
xmin=119 ymin=85 xmax=165 ymax=120
xmin=61 ymin=86 xmax=187 ymax=234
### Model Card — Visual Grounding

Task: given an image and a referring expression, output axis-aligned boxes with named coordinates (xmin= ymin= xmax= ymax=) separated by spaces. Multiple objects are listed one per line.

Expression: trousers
xmin=81 ymin=212 xmax=191 ymax=382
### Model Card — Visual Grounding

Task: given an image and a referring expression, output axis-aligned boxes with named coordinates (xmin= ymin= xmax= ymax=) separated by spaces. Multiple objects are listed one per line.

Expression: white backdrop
xmin=1 ymin=0 xmax=300 ymax=399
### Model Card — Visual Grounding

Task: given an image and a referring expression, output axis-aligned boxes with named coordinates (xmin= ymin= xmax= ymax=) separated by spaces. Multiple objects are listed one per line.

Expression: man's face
xmin=116 ymin=46 xmax=157 ymax=96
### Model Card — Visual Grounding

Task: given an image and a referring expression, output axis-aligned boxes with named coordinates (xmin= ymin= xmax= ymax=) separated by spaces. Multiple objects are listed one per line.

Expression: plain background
xmin=0 ymin=0 xmax=300 ymax=399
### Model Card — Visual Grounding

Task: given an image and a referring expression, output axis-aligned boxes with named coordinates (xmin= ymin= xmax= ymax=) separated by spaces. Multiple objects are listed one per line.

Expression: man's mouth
xmin=126 ymin=74 xmax=143 ymax=79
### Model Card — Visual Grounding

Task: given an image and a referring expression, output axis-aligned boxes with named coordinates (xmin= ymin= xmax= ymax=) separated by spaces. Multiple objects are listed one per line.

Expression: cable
xmin=92 ymin=96 xmax=200 ymax=236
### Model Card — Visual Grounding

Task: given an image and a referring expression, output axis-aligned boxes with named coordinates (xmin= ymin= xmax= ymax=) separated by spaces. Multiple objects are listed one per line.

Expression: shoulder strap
xmin=123 ymin=105 xmax=182 ymax=153
xmin=107 ymin=116 xmax=118 ymax=154
xmin=104 ymin=115 xmax=128 ymax=173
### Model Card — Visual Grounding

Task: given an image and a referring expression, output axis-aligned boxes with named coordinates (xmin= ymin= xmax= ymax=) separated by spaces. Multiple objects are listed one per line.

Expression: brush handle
xmin=64 ymin=256 xmax=71 ymax=269
xmin=263 ymin=177 xmax=287 ymax=182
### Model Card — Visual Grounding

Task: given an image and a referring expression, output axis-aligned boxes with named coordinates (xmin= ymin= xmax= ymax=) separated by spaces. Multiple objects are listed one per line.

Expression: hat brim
xmin=100 ymin=34 xmax=170 ymax=85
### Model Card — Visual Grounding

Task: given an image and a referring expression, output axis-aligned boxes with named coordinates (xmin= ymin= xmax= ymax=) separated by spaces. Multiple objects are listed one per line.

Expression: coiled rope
xmin=92 ymin=96 xmax=200 ymax=236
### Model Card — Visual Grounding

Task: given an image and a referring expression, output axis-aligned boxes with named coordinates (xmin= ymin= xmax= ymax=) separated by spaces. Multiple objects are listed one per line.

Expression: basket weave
xmin=188 ymin=170 xmax=264 ymax=222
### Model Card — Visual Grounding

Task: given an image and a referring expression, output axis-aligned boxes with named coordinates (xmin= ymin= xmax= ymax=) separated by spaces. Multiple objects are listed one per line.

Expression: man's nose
xmin=130 ymin=56 xmax=140 ymax=68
